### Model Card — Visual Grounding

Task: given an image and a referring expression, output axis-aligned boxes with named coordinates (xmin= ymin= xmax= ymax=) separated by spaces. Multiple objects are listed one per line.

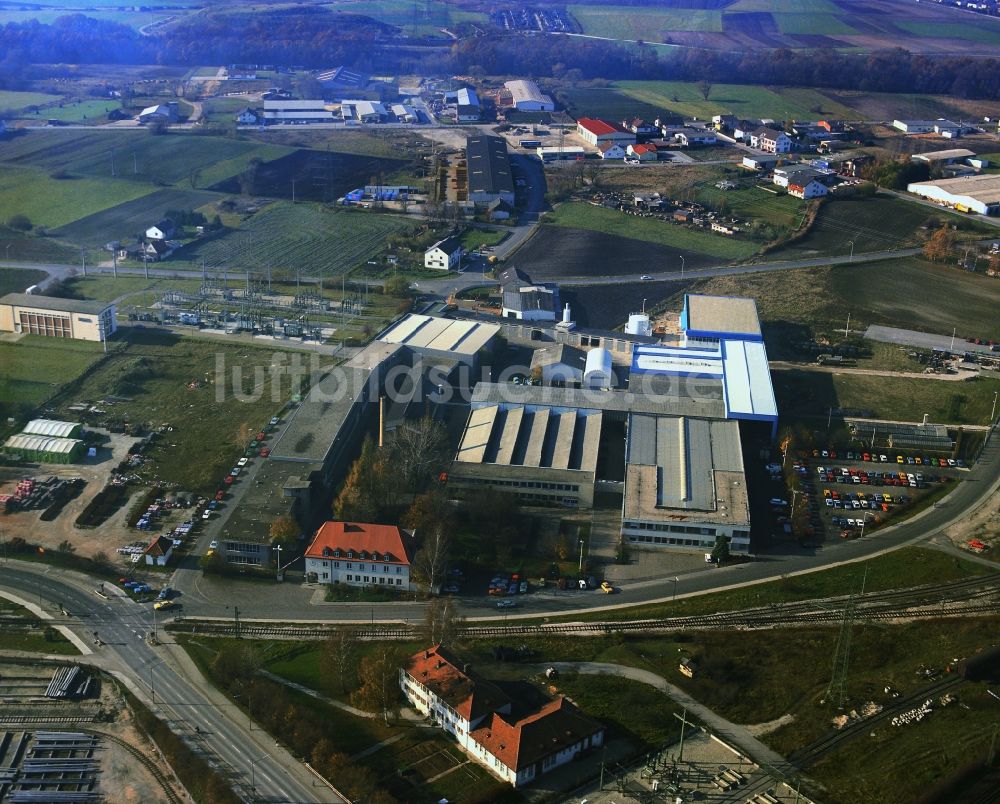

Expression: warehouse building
xmin=622 ymin=415 xmax=750 ymax=553
xmin=501 ymin=284 xmax=559 ymax=321
xmin=0 ymin=294 xmax=117 ymax=341
xmin=449 ymin=404 xmax=603 ymax=507
xmin=378 ymin=314 xmax=501 ymax=369
xmin=261 ymin=99 xmax=336 ymax=124
xmin=466 ymin=135 xmax=516 ymax=206
xmin=504 ymin=80 xmax=554 ymax=112
xmin=906 ymin=174 xmax=1000 ymax=215
xmin=575 ymin=118 xmax=636 ymax=148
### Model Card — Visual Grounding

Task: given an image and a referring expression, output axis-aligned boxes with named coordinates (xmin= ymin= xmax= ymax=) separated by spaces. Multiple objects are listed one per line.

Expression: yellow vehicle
xmin=600 ymin=581 xmax=614 ymax=594
xmin=153 ymin=600 xmax=175 ymax=611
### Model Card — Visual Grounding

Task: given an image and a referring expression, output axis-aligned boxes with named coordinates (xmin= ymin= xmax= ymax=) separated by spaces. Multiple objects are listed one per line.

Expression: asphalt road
xmin=0 ymin=564 xmax=336 ymax=803
xmin=865 ymin=324 xmax=1000 ymax=356
xmin=146 ymin=424 xmax=1000 ymax=625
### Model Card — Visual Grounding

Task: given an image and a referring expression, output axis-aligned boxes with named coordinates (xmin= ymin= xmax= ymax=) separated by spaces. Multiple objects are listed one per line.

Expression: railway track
xmin=85 ymin=729 xmax=186 ymax=804
xmin=789 ymin=675 xmax=966 ymax=768
xmin=169 ymin=599 xmax=998 ymax=641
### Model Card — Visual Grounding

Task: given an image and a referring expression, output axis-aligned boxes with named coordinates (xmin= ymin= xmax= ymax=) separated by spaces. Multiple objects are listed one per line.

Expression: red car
xmin=224 ymin=475 xmax=234 ymax=485
xmin=260 ymin=447 xmax=271 ymax=458
xmin=256 ymin=431 xmax=266 ymax=442
xmin=215 ymin=490 xmax=225 ymax=501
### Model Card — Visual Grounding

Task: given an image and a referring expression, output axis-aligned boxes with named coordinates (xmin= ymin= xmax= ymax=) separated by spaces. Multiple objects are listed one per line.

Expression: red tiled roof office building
xmin=400 ymin=645 xmax=605 ymax=787
xmin=304 ymin=521 xmax=415 ymax=590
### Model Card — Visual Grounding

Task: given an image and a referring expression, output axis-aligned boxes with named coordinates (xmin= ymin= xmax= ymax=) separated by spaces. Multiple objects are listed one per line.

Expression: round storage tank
xmin=584 ymin=347 xmax=614 ymax=389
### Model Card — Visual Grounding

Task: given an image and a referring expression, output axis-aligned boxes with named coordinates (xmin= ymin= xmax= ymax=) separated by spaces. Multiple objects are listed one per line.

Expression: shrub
xmin=8 ymin=214 xmax=32 ymax=231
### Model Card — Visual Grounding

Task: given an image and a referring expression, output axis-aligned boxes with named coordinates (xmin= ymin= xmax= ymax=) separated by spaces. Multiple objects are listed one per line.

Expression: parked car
xmin=270 ymin=417 xmax=280 ymax=426
xmin=209 ymin=540 xmax=219 ymax=550
xmin=237 ymin=457 xmax=249 ymax=467
xmin=496 ymin=599 xmax=516 ymax=609
xmin=442 ymin=584 xmax=460 ymax=594
xmin=600 ymin=581 xmax=614 ymax=594
xmin=153 ymin=600 xmax=175 ymax=611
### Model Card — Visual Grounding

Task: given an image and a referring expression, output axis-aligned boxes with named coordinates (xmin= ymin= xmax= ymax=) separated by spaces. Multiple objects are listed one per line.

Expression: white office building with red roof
xmin=575 ymin=117 xmax=636 ymax=148
xmin=304 ymin=521 xmax=416 ymax=590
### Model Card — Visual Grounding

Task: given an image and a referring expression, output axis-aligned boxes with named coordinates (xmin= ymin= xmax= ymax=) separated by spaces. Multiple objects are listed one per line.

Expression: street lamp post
xmin=249 ymin=752 xmax=269 ymax=792
xmin=847 ymin=240 xmax=854 ymax=262
xmin=991 ymin=390 xmax=998 ymax=425
xmin=672 ymin=577 xmax=679 ymax=603
xmin=578 ymin=539 xmax=585 ymax=573
xmin=679 ymin=255 xmax=685 ymax=279
xmin=147 ymin=658 xmax=166 ymax=704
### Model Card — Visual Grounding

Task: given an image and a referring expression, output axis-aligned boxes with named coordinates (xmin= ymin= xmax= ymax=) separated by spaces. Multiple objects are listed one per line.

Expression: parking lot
xmin=783 ymin=448 xmax=966 ymax=546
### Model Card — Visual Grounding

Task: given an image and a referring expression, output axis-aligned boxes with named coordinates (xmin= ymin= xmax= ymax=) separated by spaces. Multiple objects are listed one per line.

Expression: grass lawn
xmin=55 ymin=275 xmax=206 ymax=303
xmin=459 ymin=228 xmax=507 ymax=250
xmin=0 ymin=336 xmax=108 ymax=422
xmin=0 ymin=599 xmax=79 ymax=655
xmin=545 ymin=201 xmax=758 ymax=261
xmin=0 ymin=90 xmax=62 ymax=112
xmin=695 ymin=183 xmax=803 ymax=231
xmin=0 ymin=266 xmax=48 ymax=296
xmin=0 ymin=226 xmax=79 ymax=263
xmin=46 ymin=328 xmax=296 ymax=493
xmin=773 ymin=369 xmax=1000 ymax=425
xmin=0 ymin=166 xmax=158 ymax=230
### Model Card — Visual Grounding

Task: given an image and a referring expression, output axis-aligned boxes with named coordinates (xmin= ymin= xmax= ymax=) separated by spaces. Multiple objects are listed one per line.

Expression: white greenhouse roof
xmin=23 ymin=419 xmax=80 ymax=438
xmin=4 ymin=434 xmax=81 ymax=454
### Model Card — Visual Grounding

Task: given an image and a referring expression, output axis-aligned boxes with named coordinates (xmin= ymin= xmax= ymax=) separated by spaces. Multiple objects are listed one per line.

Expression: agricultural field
xmin=24 ymin=99 xmax=122 ymax=124
xmin=48 ymin=329 xmax=293 ymax=493
xmin=773 ymin=194 xmax=985 ymax=259
xmin=0 ymin=166 xmax=158 ymax=230
xmin=52 ymin=188 xmax=222 ymax=246
xmin=0 ymin=227 xmax=79 ymax=264
xmin=686 ymin=255 xmax=1000 ymax=345
xmin=563 ymin=0 xmax=1000 ymax=53
xmin=326 ymin=0 xmax=486 ymax=35
xmin=0 ymin=90 xmax=62 ymax=113
xmin=0 ymin=336 xmax=108 ymax=422
xmin=543 ymin=201 xmax=759 ymax=260
xmin=568 ymin=5 xmax=723 ymax=39
xmin=171 ymin=202 xmax=417 ymax=279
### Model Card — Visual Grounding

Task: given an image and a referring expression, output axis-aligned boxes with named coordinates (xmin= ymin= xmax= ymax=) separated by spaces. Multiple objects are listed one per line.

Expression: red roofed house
xmin=401 ymin=645 xmax=606 ymax=787
xmin=576 ymin=117 xmax=636 ymax=148
xmin=787 ymin=179 xmax=828 ymax=200
xmin=627 ymin=143 xmax=658 ymax=162
xmin=143 ymin=534 xmax=174 ymax=567
xmin=304 ymin=521 xmax=416 ymax=590
xmin=400 ymin=644 xmax=512 ymax=750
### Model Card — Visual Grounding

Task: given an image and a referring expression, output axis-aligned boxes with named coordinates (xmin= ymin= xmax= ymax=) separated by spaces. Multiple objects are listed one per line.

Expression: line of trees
xmin=3 ymin=14 xmax=1000 ymax=101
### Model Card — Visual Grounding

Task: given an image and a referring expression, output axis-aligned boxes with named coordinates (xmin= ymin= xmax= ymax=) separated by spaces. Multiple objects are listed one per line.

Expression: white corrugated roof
xmin=23 ymin=419 xmax=80 ymax=438
xmin=722 ymin=340 xmax=777 ymax=420
xmin=4 ymin=434 xmax=81 ymax=454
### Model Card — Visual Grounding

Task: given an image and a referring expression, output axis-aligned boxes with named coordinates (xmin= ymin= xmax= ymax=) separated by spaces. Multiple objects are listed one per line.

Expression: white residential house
xmin=146 ymin=219 xmax=175 ymax=241
xmin=626 ymin=143 xmax=657 ymax=161
xmin=598 ymin=142 xmax=627 ymax=160
xmin=143 ymin=535 xmax=174 ymax=567
xmin=788 ymin=179 xmax=828 ymax=200
xmin=304 ymin=521 xmax=416 ymax=591
xmin=236 ymin=107 xmax=262 ymax=125
xmin=752 ymin=128 xmax=793 ymax=154
xmin=424 ymin=236 xmax=464 ymax=270
xmin=674 ymin=128 xmax=718 ymax=147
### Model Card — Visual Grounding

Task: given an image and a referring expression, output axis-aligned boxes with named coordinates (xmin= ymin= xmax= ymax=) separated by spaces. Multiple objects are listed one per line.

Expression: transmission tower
xmin=824 ymin=565 xmax=869 ymax=709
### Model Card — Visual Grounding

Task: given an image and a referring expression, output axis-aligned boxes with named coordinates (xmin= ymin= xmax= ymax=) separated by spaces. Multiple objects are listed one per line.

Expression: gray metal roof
xmin=471 ymin=381 xmax=726 ymax=419
xmin=502 ymin=287 xmax=557 ymax=313
xmin=466 ymin=135 xmax=514 ymax=196
xmin=1 ymin=293 xmax=114 ymax=315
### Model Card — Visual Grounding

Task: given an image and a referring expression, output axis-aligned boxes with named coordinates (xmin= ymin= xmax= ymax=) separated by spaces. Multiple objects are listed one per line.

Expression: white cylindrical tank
xmin=625 ymin=313 xmax=651 ymax=337
xmin=562 ymin=303 xmax=572 ymax=324
xmin=584 ymin=347 xmax=614 ymax=389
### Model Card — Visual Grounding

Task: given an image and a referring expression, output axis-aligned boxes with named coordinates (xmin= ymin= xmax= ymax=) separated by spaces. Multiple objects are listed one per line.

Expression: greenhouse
xmin=2 ymin=434 xmax=84 ymax=464
xmin=22 ymin=419 xmax=83 ymax=439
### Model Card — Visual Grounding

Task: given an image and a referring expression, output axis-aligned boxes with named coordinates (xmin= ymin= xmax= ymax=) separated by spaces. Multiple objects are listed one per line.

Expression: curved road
xmin=0 ymin=564 xmax=338 ymax=804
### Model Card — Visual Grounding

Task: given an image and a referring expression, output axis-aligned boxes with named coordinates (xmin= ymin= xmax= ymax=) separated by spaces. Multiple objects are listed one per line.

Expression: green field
xmin=776 ymin=194 xmax=986 ymax=258
xmin=696 ymin=183 xmax=803 ymax=230
xmin=25 ymin=99 xmax=121 ymax=123
xmin=727 ymin=0 xmax=840 ymax=11
xmin=0 ymin=336 xmax=107 ymax=422
xmin=172 ymin=202 xmax=416 ymax=278
xmin=770 ymin=12 xmax=857 ymax=35
xmin=0 ymin=130 xmax=292 ymax=188
xmin=897 ymin=20 xmax=1000 ymax=43
xmin=546 ymin=201 xmax=758 ymax=261
xmin=0 ymin=600 xmax=79 ymax=654
xmin=47 ymin=329 xmax=292 ymax=492
xmin=324 ymin=0 xmax=485 ymax=36
xmin=569 ymin=5 xmax=722 ymax=38
xmin=0 ymin=90 xmax=62 ymax=112
xmin=616 ymin=80 xmax=859 ymax=121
